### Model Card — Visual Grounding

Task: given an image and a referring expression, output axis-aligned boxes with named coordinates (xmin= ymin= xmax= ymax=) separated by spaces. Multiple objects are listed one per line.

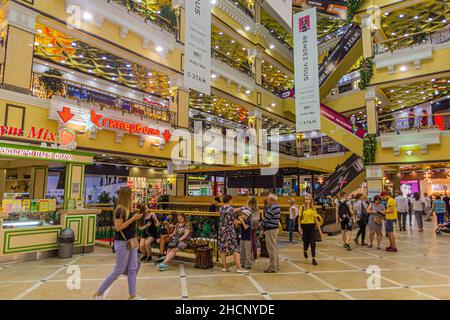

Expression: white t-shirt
xmin=410 ymin=198 xmax=424 ymax=211
xmin=423 ymin=196 xmax=431 ymax=208
xmin=289 ymin=205 xmax=298 ymax=219
xmin=395 ymin=195 xmax=409 ymax=212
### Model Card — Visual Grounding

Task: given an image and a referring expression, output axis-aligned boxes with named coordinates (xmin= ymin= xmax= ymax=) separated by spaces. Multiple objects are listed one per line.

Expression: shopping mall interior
xmin=0 ymin=0 xmax=449 ymax=302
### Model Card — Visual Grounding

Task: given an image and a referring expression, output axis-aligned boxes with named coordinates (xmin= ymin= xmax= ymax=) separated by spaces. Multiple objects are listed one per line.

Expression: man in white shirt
xmin=423 ymin=193 xmax=432 ymax=221
xmin=395 ymin=190 xmax=409 ymax=231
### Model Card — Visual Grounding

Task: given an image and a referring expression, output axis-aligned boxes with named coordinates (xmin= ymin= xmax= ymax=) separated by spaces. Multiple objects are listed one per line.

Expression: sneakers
xmin=343 ymin=243 xmax=352 ymax=251
xmin=312 ymin=259 xmax=318 ymax=266
xmin=158 ymin=263 xmax=169 ymax=271
xmin=237 ymin=269 xmax=249 ymax=274
xmin=128 ymin=295 xmax=146 ymax=300
xmin=146 ymin=256 xmax=152 ymax=262
xmin=386 ymin=247 xmax=398 ymax=252
xmin=222 ymin=268 xmax=230 ymax=272
xmin=263 ymin=268 xmax=276 ymax=273
xmin=155 ymin=256 xmax=165 ymax=264
xmin=140 ymin=255 xmax=147 ymax=262
xmin=92 ymin=292 xmax=104 ymax=300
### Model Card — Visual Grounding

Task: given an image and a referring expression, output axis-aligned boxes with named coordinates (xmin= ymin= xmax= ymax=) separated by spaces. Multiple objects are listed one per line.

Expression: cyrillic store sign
xmin=184 ymin=0 xmax=211 ymax=95
xmin=293 ymin=8 xmax=321 ymax=133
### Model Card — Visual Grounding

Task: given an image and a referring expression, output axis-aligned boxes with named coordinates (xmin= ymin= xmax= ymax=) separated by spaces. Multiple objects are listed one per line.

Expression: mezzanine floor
xmin=0 ymin=220 xmax=449 ymax=300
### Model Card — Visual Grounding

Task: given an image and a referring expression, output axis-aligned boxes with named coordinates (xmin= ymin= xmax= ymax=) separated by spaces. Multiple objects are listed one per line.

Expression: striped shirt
xmin=262 ymin=203 xmax=281 ymax=230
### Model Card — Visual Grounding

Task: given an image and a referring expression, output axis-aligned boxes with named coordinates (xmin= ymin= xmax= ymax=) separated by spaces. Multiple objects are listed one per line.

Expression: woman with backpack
xmin=298 ymin=194 xmax=323 ymax=265
xmin=353 ymin=193 xmax=368 ymax=246
xmin=335 ymin=192 xmax=356 ymax=251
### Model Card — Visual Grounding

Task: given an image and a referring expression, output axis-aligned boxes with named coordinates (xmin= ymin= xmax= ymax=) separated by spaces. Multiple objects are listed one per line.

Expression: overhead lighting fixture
xmin=406 ymin=150 xmax=413 ymax=156
xmin=269 ymin=44 xmax=275 ymax=49
xmin=245 ymin=89 xmax=251 ymax=95
xmin=83 ymin=12 xmax=93 ymax=20
xmin=245 ymin=26 xmax=251 ymax=31
xmin=210 ymin=0 xmax=217 ymax=4
xmin=399 ymin=65 xmax=407 ymax=72
xmin=156 ymin=46 xmax=163 ymax=52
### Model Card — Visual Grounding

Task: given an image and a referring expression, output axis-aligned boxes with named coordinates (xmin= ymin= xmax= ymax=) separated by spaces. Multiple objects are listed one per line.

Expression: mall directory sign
xmin=293 ymin=8 xmax=321 ymax=133
xmin=184 ymin=0 xmax=211 ymax=95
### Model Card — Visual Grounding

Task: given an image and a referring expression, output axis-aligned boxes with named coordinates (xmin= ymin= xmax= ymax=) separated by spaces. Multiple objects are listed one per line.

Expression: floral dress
xmin=218 ymin=205 xmax=238 ymax=254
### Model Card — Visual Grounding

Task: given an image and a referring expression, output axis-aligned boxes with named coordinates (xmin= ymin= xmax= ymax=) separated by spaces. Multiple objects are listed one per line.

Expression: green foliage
xmin=98 ymin=191 xmax=112 ymax=204
xmin=358 ymin=58 xmax=374 ymax=90
xmin=363 ymin=134 xmax=377 ymax=165
xmin=159 ymin=5 xmax=178 ymax=27
xmin=346 ymin=0 xmax=363 ymax=23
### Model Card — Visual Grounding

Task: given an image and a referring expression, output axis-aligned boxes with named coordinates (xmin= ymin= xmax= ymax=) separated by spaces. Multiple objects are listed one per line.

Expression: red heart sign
xmin=59 ymin=128 xmax=76 ymax=146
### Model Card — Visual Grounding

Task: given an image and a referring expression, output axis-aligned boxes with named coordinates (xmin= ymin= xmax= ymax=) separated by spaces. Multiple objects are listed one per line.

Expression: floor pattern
xmin=0 ymin=220 xmax=449 ymax=300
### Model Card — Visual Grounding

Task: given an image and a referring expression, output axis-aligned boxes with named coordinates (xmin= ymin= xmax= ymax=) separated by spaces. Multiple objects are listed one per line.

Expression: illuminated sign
xmin=0 ymin=146 xmax=74 ymax=161
xmin=0 ymin=126 xmax=57 ymax=142
xmin=58 ymin=106 xmax=172 ymax=143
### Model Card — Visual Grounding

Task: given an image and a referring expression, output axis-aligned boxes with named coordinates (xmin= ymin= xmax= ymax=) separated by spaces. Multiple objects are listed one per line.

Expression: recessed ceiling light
xmin=156 ymin=46 xmax=163 ymax=52
xmin=83 ymin=12 xmax=93 ymax=20
xmin=399 ymin=14 xmax=404 ymax=18
xmin=269 ymin=44 xmax=275 ymax=49
xmin=245 ymin=26 xmax=251 ymax=31
xmin=399 ymin=65 xmax=407 ymax=72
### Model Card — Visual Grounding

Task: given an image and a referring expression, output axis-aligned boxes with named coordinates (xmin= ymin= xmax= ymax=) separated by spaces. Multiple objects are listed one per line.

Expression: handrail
xmin=374 ymin=26 xmax=450 ymax=55
xmin=211 ymin=47 xmax=254 ymax=78
xmin=108 ymin=0 xmax=178 ymax=35
xmin=378 ymin=112 xmax=450 ymax=133
xmin=32 ymin=71 xmax=176 ymax=126
xmin=261 ymin=23 xmax=293 ymax=52
xmin=226 ymin=0 xmax=255 ymax=19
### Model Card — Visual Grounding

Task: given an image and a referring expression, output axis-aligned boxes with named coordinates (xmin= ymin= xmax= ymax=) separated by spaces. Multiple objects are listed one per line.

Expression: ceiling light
xmin=156 ymin=46 xmax=163 ymax=52
xmin=245 ymin=89 xmax=251 ymax=95
xmin=399 ymin=65 xmax=407 ymax=72
xmin=211 ymin=74 xmax=217 ymax=79
xmin=269 ymin=44 xmax=275 ymax=49
xmin=399 ymin=14 xmax=404 ymax=18
xmin=218 ymin=32 xmax=223 ymax=36
xmin=271 ymin=103 xmax=276 ymax=107
xmin=245 ymin=26 xmax=251 ymax=31
xmin=211 ymin=0 xmax=217 ymax=4
xmin=83 ymin=12 xmax=93 ymax=20
xmin=406 ymin=150 xmax=413 ymax=156
xmin=34 ymin=41 xmax=39 ymax=46
xmin=414 ymin=15 xmax=419 ymax=19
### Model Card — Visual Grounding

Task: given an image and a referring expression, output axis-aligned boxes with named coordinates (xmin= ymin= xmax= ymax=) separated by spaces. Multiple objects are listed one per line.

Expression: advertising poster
xmin=293 ymin=0 xmax=348 ymax=20
xmin=293 ymin=8 xmax=321 ymax=133
xmin=184 ymin=0 xmax=211 ymax=95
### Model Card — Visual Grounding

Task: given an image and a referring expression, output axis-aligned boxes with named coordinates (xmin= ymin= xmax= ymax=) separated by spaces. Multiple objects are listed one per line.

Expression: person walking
xmin=410 ymin=192 xmax=425 ymax=232
xmin=335 ymin=192 xmax=355 ymax=251
xmin=288 ymin=198 xmax=299 ymax=243
xmin=380 ymin=191 xmax=398 ymax=252
xmin=261 ymin=194 xmax=281 ymax=273
xmin=299 ymin=194 xmax=322 ymax=265
xmin=217 ymin=195 xmax=247 ymax=273
xmin=93 ymin=187 xmax=144 ymax=300
xmin=395 ymin=190 xmax=409 ymax=231
xmin=367 ymin=195 xmax=385 ymax=249
xmin=423 ymin=193 xmax=432 ymax=222
xmin=353 ymin=193 xmax=368 ymax=246
xmin=431 ymin=195 xmax=447 ymax=230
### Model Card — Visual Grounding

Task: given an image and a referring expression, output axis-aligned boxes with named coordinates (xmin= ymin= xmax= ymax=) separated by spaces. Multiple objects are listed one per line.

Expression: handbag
xmin=120 ymin=230 xmax=139 ymax=250
xmin=373 ymin=214 xmax=383 ymax=225
xmin=168 ymin=237 xmax=179 ymax=249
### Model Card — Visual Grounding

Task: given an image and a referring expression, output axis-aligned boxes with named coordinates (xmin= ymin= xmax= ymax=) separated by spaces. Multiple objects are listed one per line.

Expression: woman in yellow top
xmin=298 ymin=194 xmax=323 ymax=266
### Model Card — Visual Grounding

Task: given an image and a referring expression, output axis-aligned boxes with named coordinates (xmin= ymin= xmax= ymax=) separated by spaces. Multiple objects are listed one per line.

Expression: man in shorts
xmin=336 ymin=192 xmax=356 ymax=251
xmin=381 ymin=191 xmax=398 ymax=252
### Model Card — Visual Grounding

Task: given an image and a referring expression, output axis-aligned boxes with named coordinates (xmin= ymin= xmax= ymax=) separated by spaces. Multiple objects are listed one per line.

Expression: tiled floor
xmin=1 ymin=220 xmax=449 ymax=300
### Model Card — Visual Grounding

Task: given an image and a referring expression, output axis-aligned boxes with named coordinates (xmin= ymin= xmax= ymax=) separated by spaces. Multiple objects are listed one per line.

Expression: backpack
xmin=338 ymin=200 xmax=350 ymax=221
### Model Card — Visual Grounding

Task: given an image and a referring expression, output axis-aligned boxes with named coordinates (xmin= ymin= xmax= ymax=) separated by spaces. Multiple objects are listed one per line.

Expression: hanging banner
xmin=320 ymin=103 xmax=366 ymax=139
xmin=293 ymin=8 xmax=321 ymax=133
xmin=184 ymin=0 xmax=211 ymax=95
xmin=265 ymin=0 xmax=293 ymax=29
xmin=293 ymin=0 xmax=348 ymax=20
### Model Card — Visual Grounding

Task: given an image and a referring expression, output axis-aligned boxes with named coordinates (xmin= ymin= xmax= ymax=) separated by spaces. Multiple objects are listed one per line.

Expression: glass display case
xmin=1 ymin=193 xmax=60 ymax=229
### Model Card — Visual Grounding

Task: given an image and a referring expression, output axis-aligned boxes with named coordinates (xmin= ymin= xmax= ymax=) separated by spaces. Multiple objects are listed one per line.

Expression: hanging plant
xmin=346 ymin=0 xmax=363 ymax=23
xmin=38 ymin=68 xmax=65 ymax=99
xmin=363 ymin=133 xmax=377 ymax=165
xmin=158 ymin=5 xmax=178 ymax=32
xmin=358 ymin=57 xmax=374 ymax=90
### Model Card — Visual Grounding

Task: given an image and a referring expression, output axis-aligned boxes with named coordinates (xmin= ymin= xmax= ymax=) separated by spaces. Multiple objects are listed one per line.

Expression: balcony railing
xmin=107 ymin=0 xmax=178 ymax=35
xmin=262 ymin=24 xmax=293 ymax=52
xmin=211 ymin=47 xmax=254 ymax=78
xmin=374 ymin=26 xmax=450 ymax=55
xmin=32 ymin=72 xmax=176 ymax=126
xmin=281 ymin=139 xmax=348 ymax=158
xmin=378 ymin=112 xmax=450 ymax=134
xmin=225 ymin=0 xmax=255 ymax=19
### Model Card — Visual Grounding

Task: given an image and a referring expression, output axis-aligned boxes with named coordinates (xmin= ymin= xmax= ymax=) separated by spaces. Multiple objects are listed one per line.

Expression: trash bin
xmin=58 ymin=228 xmax=75 ymax=259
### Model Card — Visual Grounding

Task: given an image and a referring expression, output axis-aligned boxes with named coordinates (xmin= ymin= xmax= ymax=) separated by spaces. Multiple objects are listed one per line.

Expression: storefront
xmin=0 ymin=142 xmax=99 ymax=262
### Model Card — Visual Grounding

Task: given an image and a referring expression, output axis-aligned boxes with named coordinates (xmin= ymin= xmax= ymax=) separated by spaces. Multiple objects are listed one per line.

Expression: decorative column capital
xmin=1 ymin=1 xmax=38 ymax=34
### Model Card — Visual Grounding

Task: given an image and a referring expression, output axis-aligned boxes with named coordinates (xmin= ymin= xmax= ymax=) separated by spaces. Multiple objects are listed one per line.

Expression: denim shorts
xmin=385 ymin=219 xmax=395 ymax=233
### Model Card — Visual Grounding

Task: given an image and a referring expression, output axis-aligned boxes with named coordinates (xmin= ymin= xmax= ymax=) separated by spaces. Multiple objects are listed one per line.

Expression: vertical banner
xmin=265 ymin=0 xmax=293 ymax=29
xmin=293 ymin=8 xmax=321 ymax=133
xmin=184 ymin=0 xmax=211 ymax=95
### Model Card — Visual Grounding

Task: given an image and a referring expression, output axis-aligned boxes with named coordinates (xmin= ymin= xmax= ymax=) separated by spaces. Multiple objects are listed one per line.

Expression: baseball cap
xmin=380 ymin=191 xmax=389 ymax=197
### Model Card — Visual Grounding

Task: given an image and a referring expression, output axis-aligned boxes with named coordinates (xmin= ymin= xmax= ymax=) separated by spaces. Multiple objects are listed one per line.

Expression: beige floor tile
xmin=315 ymin=249 xmax=371 ymax=259
xmin=0 ymin=282 xmax=37 ymax=299
xmin=0 ymin=266 xmax=61 ymax=282
xmin=394 ymin=256 xmax=447 ymax=268
xmin=251 ymin=273 xmax=330 ymax=293
xmin=192 ymin=294 xmax=264 ymax=300
xmin=380 ymin=269 xmax=450 ymax=286
xmin=314 ymin=271 xmax=399 ymax=290
xmin=339 ymin=257 xmax=410 ymax=270
xmin=347 ymin=288 xmax=432 ymax=300
xmin=107 ymin=278 xmax=182 ymax=300
xmin=23 ymin=280 xmax=104 ymax=300
xmin=292 ymin=259 xmax=358 ymax=272
xmin=75 ymin=255 xmax=117 ymax=266
xmin=422 ymin=267 xmax=450 ymax=277
xmin=414 ymin=286 xmax=450 ymax=299
xmin=51 ymin=265 xmax=113 ymax=281
xmin=271 ymin=291 xmax=348 ymax=300
xmin=187 ymin=275 xmax=259 ymax=297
